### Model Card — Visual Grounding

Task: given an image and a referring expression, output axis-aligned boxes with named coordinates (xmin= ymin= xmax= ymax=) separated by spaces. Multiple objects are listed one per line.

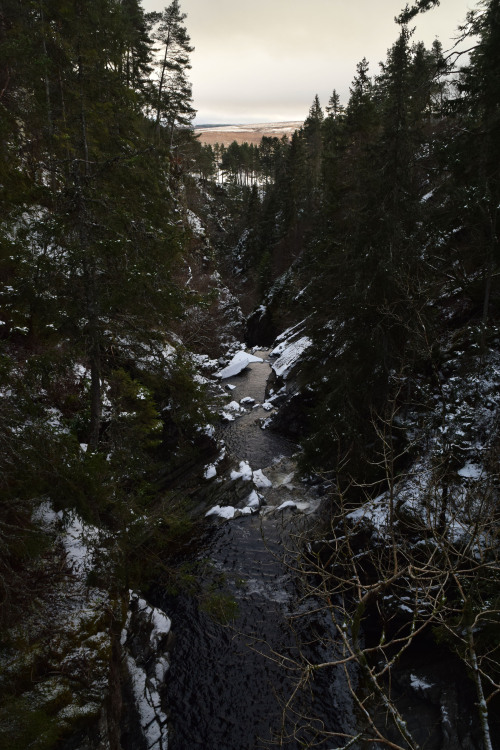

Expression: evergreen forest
xmin=1 ymin=0 xmax=500 ymax=748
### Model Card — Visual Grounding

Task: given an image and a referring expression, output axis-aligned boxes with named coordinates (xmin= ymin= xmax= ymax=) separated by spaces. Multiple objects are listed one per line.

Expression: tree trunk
xmin=155 ymin=29 xmax=171 ymax=144
xmin=467 ymin=622 xmax=494 ymax=750
xmin=77 ymin=41 xmax=102 ymax=451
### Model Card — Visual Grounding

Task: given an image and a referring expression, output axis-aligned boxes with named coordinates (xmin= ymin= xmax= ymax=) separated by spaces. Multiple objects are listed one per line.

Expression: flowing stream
xmin=158 ymin=352 xmax=352 ymax=749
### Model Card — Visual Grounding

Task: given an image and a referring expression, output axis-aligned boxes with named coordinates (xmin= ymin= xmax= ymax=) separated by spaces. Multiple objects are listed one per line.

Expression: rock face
xmin=0 ymin=503 xmax=127 ymax=750
xmin=120 ymin=593 xmax=172 ymax=750
xmin=264 ymin=387 xmax=311 ymax=440
xmin=377 ymin=643 xmax=482 ymax=750
xmin=256 ymin=321 xmax=314 ymax=440
xmin=246 ymin=306 xmax=276 ymax=347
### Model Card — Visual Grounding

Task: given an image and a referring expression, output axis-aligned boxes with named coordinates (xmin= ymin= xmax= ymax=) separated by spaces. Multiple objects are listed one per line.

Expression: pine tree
xmin=0 ymin=0 xmax=187 ymax=450
xmin=325 ymin=89 xmax=344 ymax=119
xmin=454 ymin=0 xmax=500 ymax=329
xmin=302 ymin=94 xmax=324 ymax=198
xmin=116 ymin=0 xmax=155 ymax=90
xmin=346 ymin=57 xmax=377 ymax=138
xmin=152 ymin=0 xmax=195 ymax=145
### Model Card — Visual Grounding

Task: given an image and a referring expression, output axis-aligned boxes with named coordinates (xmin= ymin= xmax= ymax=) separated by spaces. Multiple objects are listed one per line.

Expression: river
xmin=158 ymin=352 xmax=353 ymax=749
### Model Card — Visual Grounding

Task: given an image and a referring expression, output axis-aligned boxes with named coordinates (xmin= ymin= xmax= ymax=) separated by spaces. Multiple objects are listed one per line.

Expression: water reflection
xmin=218 ymin=350 xmax=296 ymax=468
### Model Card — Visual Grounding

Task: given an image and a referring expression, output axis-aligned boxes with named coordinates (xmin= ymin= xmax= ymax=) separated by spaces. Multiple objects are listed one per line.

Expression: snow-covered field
xmin=194 ymin=121 xmax=303 ymax=146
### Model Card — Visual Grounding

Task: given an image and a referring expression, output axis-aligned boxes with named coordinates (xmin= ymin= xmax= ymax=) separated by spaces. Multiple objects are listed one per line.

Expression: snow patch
xmin=276 ymin=500 xmax=297 ymax=512
xmin=253 ymin=469 xmax=272 ymax=488
xmin=186 ymin=209 xmax=205 ymax=237
xmin=230 ymin=461 xmax=253 ymax=481
xmin=122 ymin=593 xmax=171 ymax=750
xmin=457 ymin=462 xmax=482 ymax=479
xmin=246 ymin=490 xmax=261 ymax=508
xmin=204 ymin=464 xmax=217 ymax=480
xmin=410 ymin=674 xmax=434 ymax=691
xmin=216 ymin=350 xmax=263 ymax=379
xmin=271 ymin=336 xmax=312 ymax=379
xmin=206 ymin=505 xmax=237 ymax=520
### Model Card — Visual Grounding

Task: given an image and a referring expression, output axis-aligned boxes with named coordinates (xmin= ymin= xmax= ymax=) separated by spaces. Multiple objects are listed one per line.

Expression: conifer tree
xmin=152 ymin=0 xmax=195 ymax=145
xmin=325 ymin=89 xmax=343 ymax=119
xmin=0 ymin=0 xmax=186 ymax=451
xmin=116 ymin=0 xmax=155 ymax=90
xmin=346 ymin=57 xmax=376 ymax=137
xmin=455 ymin=0 xmax=500 ymax=329
xmin=302 ymin=94 xmax=324 ymax=197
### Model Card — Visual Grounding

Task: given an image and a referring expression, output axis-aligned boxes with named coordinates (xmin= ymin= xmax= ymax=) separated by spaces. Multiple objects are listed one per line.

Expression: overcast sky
xmin=141 ymin=0 xmax=475 ymax=124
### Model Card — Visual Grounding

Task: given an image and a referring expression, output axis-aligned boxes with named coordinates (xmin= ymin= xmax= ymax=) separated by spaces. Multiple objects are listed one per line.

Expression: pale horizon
xmin=142 ymin=0 xmax=474 ymax=125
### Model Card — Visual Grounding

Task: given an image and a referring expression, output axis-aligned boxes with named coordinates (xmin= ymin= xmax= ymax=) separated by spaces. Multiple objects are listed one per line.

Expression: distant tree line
xmin=192 ymin=136 xmax=290 ymax=185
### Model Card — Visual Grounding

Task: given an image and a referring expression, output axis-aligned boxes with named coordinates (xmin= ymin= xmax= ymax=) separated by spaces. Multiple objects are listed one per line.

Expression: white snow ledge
xmin=271 ymin=337 xmax=312 ymax=379
xmin=216 ymin=351 xmax=263 ymax=379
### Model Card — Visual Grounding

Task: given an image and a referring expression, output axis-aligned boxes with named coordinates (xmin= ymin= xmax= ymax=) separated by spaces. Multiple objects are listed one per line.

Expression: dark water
xmin=162 ymin=518 xmax=350 ymax=750
xmin=161 ymin=351 xmax=350 ymax=750
xmin=156 ymin=352 xmax=496 ymax=750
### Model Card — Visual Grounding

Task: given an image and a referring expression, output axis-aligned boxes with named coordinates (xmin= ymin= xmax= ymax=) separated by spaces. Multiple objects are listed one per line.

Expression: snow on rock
xmin=271 ymin=336 xmax=312 ymax=380
xmin=205 ymin=503 xmax=256 ymax=519
xmin=273 ymin=318 xmax=309 ymax=345
xmin=63 ymin=513 xmax=103 ymax=576
xmin=216 ymin=350 xmax=263 ymax=379
xmin=122 ymin=592 xmax=171 ymax=750
xmin=186 ymin=208 xmax=205 ymax=237
xmin=206 ymin=505 xmax=237 ymax=520
xmin=219 ymin=399 xmax=245 ymax=421
xmin=32 ymin=504 xmax=108 ymax=579
xmin=262 ymin=402 xmax=274 ymax=411
xmin=204 ymin=464 xmax=217 ymax=480
xmin=410 ymin=674 xmax=434 ymax=692
xmin=149 ymin=606 xmax=172 ymax=650
xmin=203 ymin=447 xmax=226 ymax=479
xmin=271 ymin=341 xmax=287 ymax=356
xmin=240 ymin=396 xmax=255 ymax=405
xmin=421 ymin=189 xmax=435 ymax=203
xmin=230 ymin=461 xmax=253 ymax=481
xmin=227 ymin=400 xmax=244 ymax=412
xmin=33 ymin=502 xmax=111 ymax=588
xmin=206 ymin=464 xmax=270 ymax=518
xmin=347 ymin=493 xmax=389 ymax=533
xmin=276 ymin=500 xmax=297 ymax=512
xmin=21 ymin=501 xmax=119 ymax=742
xmin=201 ymin=423 xmax=215 ymax=438
xmin=457 ymin=462 xmax=483 ymax=479
xmin=253 ymin=469 xmax=272 ymax=488
xmin=191 ymin=353 xmax=219 ymax=372
xmin=246 ymin=490 xmax=261 ymax=508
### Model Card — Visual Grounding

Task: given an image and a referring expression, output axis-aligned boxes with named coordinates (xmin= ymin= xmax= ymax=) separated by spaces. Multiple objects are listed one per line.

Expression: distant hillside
xmin=194 ymin=121 xmax=303 ymax=146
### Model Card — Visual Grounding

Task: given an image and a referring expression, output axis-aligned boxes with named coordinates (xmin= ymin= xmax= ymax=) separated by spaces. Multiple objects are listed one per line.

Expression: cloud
xmin=142 ymin=0 xmax=474 ymax=122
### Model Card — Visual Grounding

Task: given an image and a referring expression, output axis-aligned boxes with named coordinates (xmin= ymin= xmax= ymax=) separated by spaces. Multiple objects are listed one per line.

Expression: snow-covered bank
xmin=121 ymin=593 xmax=172 ymax=750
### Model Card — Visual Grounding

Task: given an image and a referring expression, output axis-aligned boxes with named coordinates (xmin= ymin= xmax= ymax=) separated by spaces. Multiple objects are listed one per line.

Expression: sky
xmin=141 ymin=0 xmax=475 ymax=124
